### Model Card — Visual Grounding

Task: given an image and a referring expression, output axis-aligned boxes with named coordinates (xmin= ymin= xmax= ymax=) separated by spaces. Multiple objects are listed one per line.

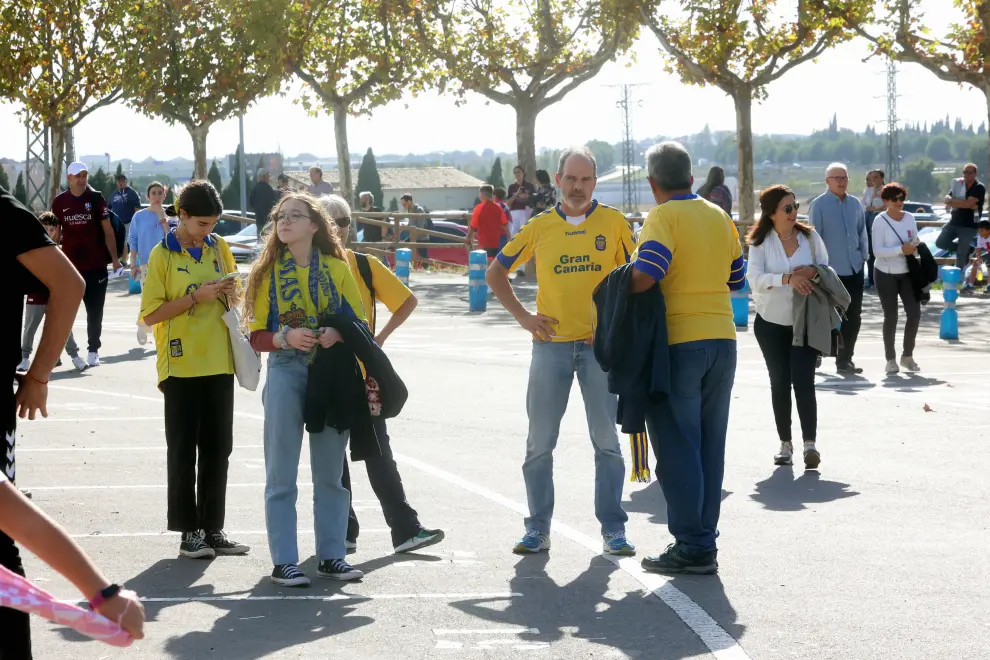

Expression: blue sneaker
xmin=603 ymin=532 xmax=636 ymax=556
xmin=512 ymin=530 xmax=550 ymax=554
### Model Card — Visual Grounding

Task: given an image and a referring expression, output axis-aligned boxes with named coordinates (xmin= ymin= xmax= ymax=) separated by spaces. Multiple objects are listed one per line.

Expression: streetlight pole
xmin=238 ymin=115 xmax=247 ymax=218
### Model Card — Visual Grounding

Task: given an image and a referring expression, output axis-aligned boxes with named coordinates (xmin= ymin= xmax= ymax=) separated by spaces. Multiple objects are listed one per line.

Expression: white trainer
xmin=71 ymin=356 xmax=88 ymax=371
xmin=899 ymin=356 xmax=920 ymax=372
xmin=774 ymin=441 xmax=793 ymax=466
xmin=87 ymin=352 xmax=100 ymax=367
xmin=885 ymin=360 xmax=899 ymax=375
xmin=16 ymin=358 xmax=30 ymax=372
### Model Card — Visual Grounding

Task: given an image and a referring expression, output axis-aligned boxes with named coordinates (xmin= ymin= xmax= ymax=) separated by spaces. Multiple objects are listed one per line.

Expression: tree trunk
xmin=48 ymin=124 xmax=67 ymax=206
xmin=188 ymin=124 xmax=210 ymax=180
xmin=733 ymin=86 xmax=755 ymax=226
xmin=984 ymin=85 xmax=990 ymax=178
xmin=515 ymin=101 xmax=538 ymax=182
xmin=332 ymin=103 xmax=352 ymax=203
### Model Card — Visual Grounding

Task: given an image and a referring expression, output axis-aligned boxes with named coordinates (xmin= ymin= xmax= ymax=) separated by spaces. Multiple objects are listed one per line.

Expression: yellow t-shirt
xmin=634 ymin=195 xmax=744 ymax=344
xmin=345 ymin=250 xmax=412 ymax=335
xmin=497 ymin=201 xmax=635 ymax=342
xmin=140 ymin=232 xmax=237 ymax=383
xmin=247 ymin=251 xmax=366 ymax=333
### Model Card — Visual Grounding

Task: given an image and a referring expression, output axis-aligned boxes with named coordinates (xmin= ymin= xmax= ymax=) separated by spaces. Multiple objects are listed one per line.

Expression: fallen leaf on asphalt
xmin=923 ymin=403 xmax=933 ymax=412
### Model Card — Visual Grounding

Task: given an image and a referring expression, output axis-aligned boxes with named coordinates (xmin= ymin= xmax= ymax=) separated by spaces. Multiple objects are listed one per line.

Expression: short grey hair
xmin=318 ymin=194 xmax=351 ymax=222
xmin=645 ymin=141 xmax=692 ymax=191
xmin=557 ymin=146 xmax=597 ymax=177
xmin=359 ymin=191 xmax=373 ymax=201
xmin=825 ymin=162 xmax=848 ymax=175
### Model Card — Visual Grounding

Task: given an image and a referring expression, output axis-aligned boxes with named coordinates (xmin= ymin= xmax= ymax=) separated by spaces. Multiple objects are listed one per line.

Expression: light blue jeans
xmin=262 ymin=350 xmax=350 ymax=565
xmin=522 ymin=340 xmax=628 ymax=536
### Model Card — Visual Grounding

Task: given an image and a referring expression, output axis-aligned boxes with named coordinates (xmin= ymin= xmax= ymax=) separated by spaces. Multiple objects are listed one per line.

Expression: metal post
xmin=468 ymin=250 xmax=489 ymax=312
xmin=939 ymin=266 xmax=961 ymax=340
xmin=239 ymin=115 xmax=247 ymax=217
xmin=25 ymin=115 xmax=50 ymax=211
xmin=394 ymin=248 xmax=412 ymax=286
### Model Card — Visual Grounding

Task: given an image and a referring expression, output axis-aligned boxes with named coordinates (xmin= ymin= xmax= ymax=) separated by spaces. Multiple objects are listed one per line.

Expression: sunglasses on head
xmin=333 ymin=216 xmax=351 ymax=228
xmin=783 ymin=202 xmax=800 ymax=214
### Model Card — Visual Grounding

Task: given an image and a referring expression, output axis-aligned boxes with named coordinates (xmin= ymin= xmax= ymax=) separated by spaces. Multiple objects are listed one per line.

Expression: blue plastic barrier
xmin=395 ymin=248 xmax=411 ymax=287
xmin=939 ymin=266 xmax=961 ymax=340
xmin=730 ymin=266 xmax=750 ymax=328
xmin=468 ymin=250 xmax=488 ymax=312
xmin=128 ymin=258 xmax=142 ymax=295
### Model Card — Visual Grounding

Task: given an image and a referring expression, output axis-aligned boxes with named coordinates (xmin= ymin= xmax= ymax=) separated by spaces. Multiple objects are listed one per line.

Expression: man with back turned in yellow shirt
xmin=630 ymin=141 xmax=745 ymax=576
xmin=486 ymin=146 xmax=637 ymax=558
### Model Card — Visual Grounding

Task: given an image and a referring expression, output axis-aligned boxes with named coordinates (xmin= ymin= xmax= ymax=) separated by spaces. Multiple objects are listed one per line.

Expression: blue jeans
xmin=522 ymin=341 xmax=628 ymax=536
xmin=645 ymin=340 xmax=737 ymax=552
xmin=263 ymin=350 xmax=350 ymax=565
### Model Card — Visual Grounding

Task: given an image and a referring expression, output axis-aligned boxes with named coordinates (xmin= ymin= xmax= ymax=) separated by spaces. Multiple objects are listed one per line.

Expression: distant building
xmin=283 ymin=166 xmax=486 ymax=211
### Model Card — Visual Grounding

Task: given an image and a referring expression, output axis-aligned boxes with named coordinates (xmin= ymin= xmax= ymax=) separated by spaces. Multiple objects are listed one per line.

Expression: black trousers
xmin=875 ymin=270 xmax=920 ymax=361
xmin=80 ymin=268 xmax=108 ymax=353
xmin=1 ymin=392 xmax=32 ymax=658
xmin=754 ymin=315 xmax=819 ymax=442
xmin=340 ymin=418 xmax=421 ymax=547
xmin=837 ymin=269 xmax=865 ymax=364
xmin=161 ymin=374 xmax=234 ymax=532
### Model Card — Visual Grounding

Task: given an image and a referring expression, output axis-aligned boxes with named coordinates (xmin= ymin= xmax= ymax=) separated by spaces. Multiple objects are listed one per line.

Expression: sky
xmin=0 ymin=11 xmax=985 ymax=164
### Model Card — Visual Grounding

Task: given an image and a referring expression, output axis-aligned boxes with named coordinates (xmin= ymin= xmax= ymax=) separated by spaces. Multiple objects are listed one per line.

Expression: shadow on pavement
xmin=750 ymin=466 xmax=859 ymax=511
xmin=626 ymin=481 xmax=732 ymax=526
xmin=413 ymin=280 xmax=537 ymax=325
xmin=880 ymin=372 xmax=947 ymax=391
xmin=99 ymin=348 xmax=155 ymax=365
xmin=450 ymin=553 xmax=734 ymax=657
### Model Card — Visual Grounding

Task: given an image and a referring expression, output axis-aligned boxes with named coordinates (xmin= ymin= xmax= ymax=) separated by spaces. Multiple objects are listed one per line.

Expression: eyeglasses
xmin=964 ymin=169 xmax=977 ymax=175
xmin=888 ymin=196 xmax=905 ymax=203
xmin=827 ymin=175 xmax=849 ymax=181
xmin=333 ymin=216 xmax=351 ymax=228
xmin=782 ymin=202 xmax=800 ymax=214
xmin=276 ymin=211 xmax=308 ymax=224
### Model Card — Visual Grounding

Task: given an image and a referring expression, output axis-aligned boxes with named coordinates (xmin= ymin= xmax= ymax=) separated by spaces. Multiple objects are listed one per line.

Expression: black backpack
xmin=354 ymin=252 xmax=376 ymax=331
xmin=88 ymin=188 xmax=126 ymax=264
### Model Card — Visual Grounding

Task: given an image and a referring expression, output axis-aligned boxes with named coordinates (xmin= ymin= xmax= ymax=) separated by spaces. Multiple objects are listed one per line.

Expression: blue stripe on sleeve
xmin=633 ymin=240 xmax=672 ymax=280
xmin=496 ymin=248 xmax=523 ymax=270
xmin=727 ymin=255 xmax=747 ymax=291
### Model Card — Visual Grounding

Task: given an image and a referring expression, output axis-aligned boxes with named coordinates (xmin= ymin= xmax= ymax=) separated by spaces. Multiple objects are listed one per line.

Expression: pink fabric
xmin=0 ymin=565 xmax=133 ymax=647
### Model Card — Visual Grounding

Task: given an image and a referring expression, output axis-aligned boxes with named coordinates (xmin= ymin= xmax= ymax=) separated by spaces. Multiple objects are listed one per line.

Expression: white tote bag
xmin=217 ymin=256 xmax=261 ymax=391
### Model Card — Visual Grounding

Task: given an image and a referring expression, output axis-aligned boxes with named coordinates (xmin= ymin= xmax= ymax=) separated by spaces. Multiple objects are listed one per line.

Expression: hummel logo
xmin=177 ymin=266 xmax=190 ymax=274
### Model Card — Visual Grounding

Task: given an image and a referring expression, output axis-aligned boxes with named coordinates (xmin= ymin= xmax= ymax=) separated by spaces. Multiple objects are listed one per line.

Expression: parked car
xmin=227 ymin=224 xmax=260 ymax=262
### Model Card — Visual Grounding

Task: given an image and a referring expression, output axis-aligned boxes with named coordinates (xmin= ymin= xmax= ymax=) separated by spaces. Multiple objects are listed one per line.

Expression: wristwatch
xmin=89 ymin=583 xmax=121 ymax=610
xmin=273 ymin=326 xmax=288 ymax=349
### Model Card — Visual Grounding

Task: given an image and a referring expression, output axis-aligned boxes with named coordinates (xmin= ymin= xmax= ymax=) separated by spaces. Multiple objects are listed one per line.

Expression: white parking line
xmin=68 ymin=529 xmax=387 ymax=539
xmin=433 ymin=628 xmax=540 ymax=635
xmin=19 ymin=445 xmax=262 ymax=453
xmin=50 ymin=384 xmax=752 ymax=659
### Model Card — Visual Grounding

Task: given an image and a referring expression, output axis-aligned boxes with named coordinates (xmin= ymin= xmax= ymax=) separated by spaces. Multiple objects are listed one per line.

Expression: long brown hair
xmin=748 ymin=184 xmax=812 ymax=246
xmin=243 ymin=193 xmax=346 ymax=324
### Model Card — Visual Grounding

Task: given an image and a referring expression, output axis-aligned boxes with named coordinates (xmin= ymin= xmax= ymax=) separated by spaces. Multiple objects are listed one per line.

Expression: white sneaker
xmin=71 ymin=356 xmax=88 ymax=371
xmin=900 ymin=356 xmax=920 ymax=372
xmin=774 ymin=441 xmax=793 ymax=466
xmin=803 ymin=441 xmax=821 ymax=469
xmin=885 ymin=360 xmax=899 ymax=375
xmin=87 ymin=352 xmax=100 ymax=367
xmin=16 ymin=358 xmax=30 ymax=372
xmin=137 ymin=324 xmax=148 ymax=346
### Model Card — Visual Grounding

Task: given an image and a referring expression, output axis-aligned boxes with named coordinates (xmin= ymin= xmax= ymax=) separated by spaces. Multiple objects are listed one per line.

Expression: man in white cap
xmin=51 ymin=162 xmax=121 ymax=367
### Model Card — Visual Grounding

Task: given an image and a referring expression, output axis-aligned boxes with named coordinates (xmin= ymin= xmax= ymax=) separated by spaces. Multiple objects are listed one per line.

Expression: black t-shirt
xmin=360 ymin=205 xmax=384 ymax=242
xmin=3 ymin=185 xmax=55 ymax=402
xmin=951 ymin=181 xmax=986 ymax=228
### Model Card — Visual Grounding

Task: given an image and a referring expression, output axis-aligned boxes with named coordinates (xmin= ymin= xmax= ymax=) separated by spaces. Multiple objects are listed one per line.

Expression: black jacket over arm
xmin=304 ymin=313 xmax=408 ymax=461
xmin=592 ymin=263 xmax=670 ymax=433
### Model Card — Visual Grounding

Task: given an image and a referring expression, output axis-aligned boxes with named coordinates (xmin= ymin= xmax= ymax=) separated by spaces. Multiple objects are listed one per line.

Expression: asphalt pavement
xmin=16 ymin=272 xmax=990 ymax=659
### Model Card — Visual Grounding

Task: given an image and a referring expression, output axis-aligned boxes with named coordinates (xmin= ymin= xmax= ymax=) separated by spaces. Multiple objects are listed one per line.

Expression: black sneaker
xmin=179 ymin=531 xmax=216 ymax=559
xmin=836 ymin=361 xmax=863 ymax=374
xmin=641 ymin=543 xmax=718 ymax=575
xmin=271 ymin=563 xmax=311 ymax=587
xmin=317 ymin=559 xmax=364 ymax=581
xmin=206 ymin=529 xmax=250 ymax=555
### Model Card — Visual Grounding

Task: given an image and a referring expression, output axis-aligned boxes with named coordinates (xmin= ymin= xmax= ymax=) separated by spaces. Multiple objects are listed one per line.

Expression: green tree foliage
xmin=585 ymin=140 xmax=616 ymax=174
xmin=0 ymin=166 xmax=9 ymax=191
xmin=14 ymin=172 xmax=28 ymax=205
xmin=355 ymin=148 xmax=384 ymax=207
xmin=388 ymin=196 xmax=399 ymax=212
xmin=207 ymin=159 xmax=223 ymax=192
xmin=415 ymin=0 xmax=640 ymax=179
xmin=118 ymin=0 xmax=304 ymax=177
xmin=641 ymin=0 xmax=873 ymax=222
xmin=222 ymin=146 xmax=247 ymax=211
xmin=926 ymin=135 xmax=953 ymax=161
xmin=114 ymin=163 xmax=124 ymax=179
xmin=89 ymin=167 xmax=112 ymax=200
xmin=0 ymin=0 xmax=124 ymax=203
xmin=902 ymin=157 xmax=937 ymax=200
xmin=487 ymin=157 xmax=506 ymax=189
xmin=164 ymin=185 xmax=175 ymax=205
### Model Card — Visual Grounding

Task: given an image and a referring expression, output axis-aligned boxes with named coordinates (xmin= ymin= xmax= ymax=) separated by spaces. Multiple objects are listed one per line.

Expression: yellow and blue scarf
xmin=266 ymin=247 xmax=355 ymax=331
xmin=629 ymin=432 xmax=651 ymax=483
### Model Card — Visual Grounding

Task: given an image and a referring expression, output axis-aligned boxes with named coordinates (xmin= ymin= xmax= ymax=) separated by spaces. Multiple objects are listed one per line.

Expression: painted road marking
xmin=68 ymin=529 xmax=388 ymax=539
xmin=19 ymin=445 xmax=263 ymax=452
xmin=52 ymin=386 xmax=753 ymax=659
xmin=433 ymin=628 xmax=540 ymax=635
xmin=64 ymin=592 xmax=523 ymax=605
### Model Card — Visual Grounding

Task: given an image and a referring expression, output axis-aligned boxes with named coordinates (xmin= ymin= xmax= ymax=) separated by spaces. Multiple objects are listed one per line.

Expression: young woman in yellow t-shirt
xmin=140 ymin=180 xmax=249 ymax=560
xmin=244 ymin=193 xmax=367 ymax=587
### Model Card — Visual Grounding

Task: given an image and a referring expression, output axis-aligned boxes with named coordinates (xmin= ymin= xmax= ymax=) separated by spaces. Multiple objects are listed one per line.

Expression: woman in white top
xmin=871 ymin=182 xmax=921 ymax=375
xmin=747 ymin=185 xmax=829 ymax=469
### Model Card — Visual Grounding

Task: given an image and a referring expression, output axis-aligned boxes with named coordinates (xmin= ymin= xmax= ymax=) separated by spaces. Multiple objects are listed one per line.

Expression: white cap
xmin=66 ymin=161 xmax=89 ymax=176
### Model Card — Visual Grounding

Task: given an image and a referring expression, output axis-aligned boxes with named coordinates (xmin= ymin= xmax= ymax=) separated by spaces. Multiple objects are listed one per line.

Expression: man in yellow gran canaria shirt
xmin=486 ymin=147 xmax=637 ymax=557
xmin=630 ymin=141 xmax=745 ymax=576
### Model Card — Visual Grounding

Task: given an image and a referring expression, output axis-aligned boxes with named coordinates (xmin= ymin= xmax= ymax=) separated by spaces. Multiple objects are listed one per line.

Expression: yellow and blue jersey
xmin=634 ymin=194 xmax=744 ymax=344
xmin=497 ymin=200 xmax=635 ymax=342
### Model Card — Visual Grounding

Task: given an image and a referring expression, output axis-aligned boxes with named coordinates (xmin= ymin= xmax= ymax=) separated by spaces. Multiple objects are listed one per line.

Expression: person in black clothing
xmin=357 ymin=191 xmax=384 ymax=243
xmin=937 ymin=163 xmax=986 ymax=269
xmin=249 ymin=170 xmax=281 ymax=236
xmin=1 ymin=184 xmax=89 ymax=656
